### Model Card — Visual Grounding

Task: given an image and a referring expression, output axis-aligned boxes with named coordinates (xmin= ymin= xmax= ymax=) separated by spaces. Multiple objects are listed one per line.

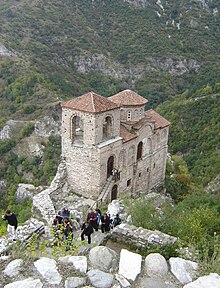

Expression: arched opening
xmin=111 ymin=185 xmax=118 ymax=201
xmin=107 ymin=156 xmax=114 ymax=178
xmin=137 ymin=141 xmax=143 ymax=160
xmin=103 ymin=116 xmax=113 ymax=141
xmin=71 ymin=115 xmax=84 ymax=145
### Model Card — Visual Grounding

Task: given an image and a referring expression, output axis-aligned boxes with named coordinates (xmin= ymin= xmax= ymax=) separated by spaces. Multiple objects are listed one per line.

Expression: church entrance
xmin=107 ymin=156 xmax=114 ymax=178
xmin=111 ymin=185 xmax=118 ymax=201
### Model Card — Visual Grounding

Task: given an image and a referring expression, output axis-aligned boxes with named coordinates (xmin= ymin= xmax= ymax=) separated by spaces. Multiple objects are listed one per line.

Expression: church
xmin=61 ymin=89 xmax=170 ymax=203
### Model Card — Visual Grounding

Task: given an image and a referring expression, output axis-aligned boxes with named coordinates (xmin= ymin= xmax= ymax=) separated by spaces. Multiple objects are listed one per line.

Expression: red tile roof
xmin=61 ymin=92 xmax=119 ymax=113
xmin=109 ymin=89 xmax=148 ymax=107
xmin=144 ymin=109 xmax=171 ymax=129
xmin=120 ymin=124 xmax=137 ymax=143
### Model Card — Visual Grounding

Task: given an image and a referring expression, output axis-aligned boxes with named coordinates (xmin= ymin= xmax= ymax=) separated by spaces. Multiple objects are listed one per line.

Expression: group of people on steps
xmin=52 ymin=206 xmax=121 ymax=246
xmin=1 ymin=206 xmax=122 ymax=248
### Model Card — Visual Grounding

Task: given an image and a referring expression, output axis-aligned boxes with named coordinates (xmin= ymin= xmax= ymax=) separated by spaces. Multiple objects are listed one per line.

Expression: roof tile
xmin=120 ymin=124 xmax=137 ymax=143
xmin=61 ymin=92 xmax=119 ymax=113
xmin=144 ymin=109 xmax=171 ymax=129
xmin=109 ymin=89 xmax=148 ymax=106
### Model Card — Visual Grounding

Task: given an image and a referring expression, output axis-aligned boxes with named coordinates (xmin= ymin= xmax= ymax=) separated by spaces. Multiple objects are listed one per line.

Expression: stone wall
xmin=110 ymin=223 xmax=177 ymax=249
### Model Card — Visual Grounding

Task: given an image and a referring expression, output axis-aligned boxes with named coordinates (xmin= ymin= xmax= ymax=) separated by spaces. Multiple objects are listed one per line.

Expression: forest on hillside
xmin=0 ymin=0 xmax=219 ymax=271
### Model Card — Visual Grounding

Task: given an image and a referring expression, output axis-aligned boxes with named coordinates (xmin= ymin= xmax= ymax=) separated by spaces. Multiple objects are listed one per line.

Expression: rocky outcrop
xmin=123 ymin=0 xmax=150 ymax=8
xmin=32 ymin=159 xmax=67 ymax=224
xmin=0 ymin=44 xmax=14 ymax=57
xmin=0 ymin=218 xmax=44 ymax=255
xmin=74 ymin=53 xmax=200 ymax=80
xmin=16 ymin=183 xmax=38 ymax=201
xmin=34 ymin=116 xmax=61 ymax=137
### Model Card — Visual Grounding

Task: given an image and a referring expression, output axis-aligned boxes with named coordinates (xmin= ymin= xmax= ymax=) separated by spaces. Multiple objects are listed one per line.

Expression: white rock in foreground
xmin=119 ymin=249 xmax=142 ymax=281
xmin=87 ymin=269 xmax=114 ymax=288
xmin=183 ymin=273 xmax=220 ymax=288
xmin=65 ymin=276 xmax=86 ymax=288
xmin=59 ymin=255 xmax=87 ymax=274
xmin=4 ymin=277 xmax=43 ymax=288
xmin=169 ymin=257 xmax=198 ymax=284
xmin=89 ymin=246 xmax=118 ymax=272
xmin=34 ymin=257 xmax=62 ymax=285
xmin=3 ymin=259 xmax=23 ymax=277
xmin=145 ymin=253 xmax=168 ymax=277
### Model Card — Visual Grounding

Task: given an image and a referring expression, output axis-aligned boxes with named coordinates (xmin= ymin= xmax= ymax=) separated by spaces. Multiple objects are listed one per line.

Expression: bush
xmin=21 ymin=122 xmax=35 ymax=137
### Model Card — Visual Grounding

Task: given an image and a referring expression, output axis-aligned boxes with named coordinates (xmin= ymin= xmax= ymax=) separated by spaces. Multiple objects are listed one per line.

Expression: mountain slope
xmin=0 ymin=0 xmax=219 ymax=186
xmin=156 ymin=82 xmax=220 ymax=185
xmin=0 ymin=0 xmax=220 ymax=117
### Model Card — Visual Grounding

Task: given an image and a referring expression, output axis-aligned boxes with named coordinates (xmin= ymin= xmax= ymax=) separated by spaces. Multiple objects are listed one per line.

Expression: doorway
xmin=111 ymin=185 xmax=118 ymax=201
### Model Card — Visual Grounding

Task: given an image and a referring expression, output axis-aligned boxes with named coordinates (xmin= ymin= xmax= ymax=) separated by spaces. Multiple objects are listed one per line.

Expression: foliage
xmin=157 ymin=82 xmax=220 ymax=185
xmin=20 ymin=122 xmax=35 ymax=137
xmin=0 ymin=139 xmax=16 ymax=155
xmin=123 ymin=188 xmax=220 ymax=273
xmin=165 ymin=155 xmax=193 ymax=202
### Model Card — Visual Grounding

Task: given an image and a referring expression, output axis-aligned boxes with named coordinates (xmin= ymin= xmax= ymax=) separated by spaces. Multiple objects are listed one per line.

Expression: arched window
xmin=127 ymin=111 xmax=132 ymax=121
xmin=137 ymin=141 xmax=143 ymax=160
xmin=103 ymin=116 xmax=113 ymax=140
xmin=71 ymin=115 xmax=84 ymax=145
xmin=107 ymin=156 xmax=114 ymax=178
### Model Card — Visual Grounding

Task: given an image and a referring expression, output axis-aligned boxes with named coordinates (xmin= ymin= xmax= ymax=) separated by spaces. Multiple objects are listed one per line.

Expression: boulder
xmin=87 ymin=269 xmax=114 ymax=288
xmin=169 ymin=257 xmax=198 ymax=284
xmin=16 ymin=184 xmax=36 ymax=201
xmin=183 ymin=273 xmax=220 ymax=288
xmin=119 ymin=249 xmax=142 ymax=281
xmin=59 ymin=255 xmax=87 ymax=273
xmin=34 ymin=257 xmax=62 ymax=285
xmin=89 ymin=246 xmax=119 ymax=272
xmin=4 ymin=277 xmax=43 ymax=288
xmin=65 ymin=276 xmax=86 ymax=288
xmin=3 ymin=259 xmax=23 ymax=277
xmin=145 ymin=253 xmax=168 ymax=278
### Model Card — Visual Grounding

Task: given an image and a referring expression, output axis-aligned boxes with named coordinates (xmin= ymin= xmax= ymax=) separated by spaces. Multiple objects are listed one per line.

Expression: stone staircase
xmin=97 ymin=176 xmax=113 ymax=204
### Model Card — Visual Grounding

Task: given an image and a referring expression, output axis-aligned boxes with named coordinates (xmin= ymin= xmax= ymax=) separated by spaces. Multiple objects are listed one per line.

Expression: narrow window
xmin=137 ymin=141 xmax=143 ymax=160
xmin=103 ymin=116 xmax=113 ymax=140
xmin=127 ymin=179 xmax=131 ymax=186
xmin=127 ymin=111 xmax=132 ymax=121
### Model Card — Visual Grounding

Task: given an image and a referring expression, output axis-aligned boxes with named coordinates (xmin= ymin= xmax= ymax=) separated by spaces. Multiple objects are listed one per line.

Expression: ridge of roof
xmin=144 ymin=109 xmax=171 ymax=129
xmin=120 ymin=123 xmax=137 ymax=143
xmin=108 ymin=89 xmax=148 ymax=106
xmin=61 ymin=91 xmax=119 ymax=113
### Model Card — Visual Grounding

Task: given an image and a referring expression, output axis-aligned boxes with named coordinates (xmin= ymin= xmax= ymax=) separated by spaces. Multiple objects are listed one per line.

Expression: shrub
xmin=21 ymin=122 xmax=35 ymax=137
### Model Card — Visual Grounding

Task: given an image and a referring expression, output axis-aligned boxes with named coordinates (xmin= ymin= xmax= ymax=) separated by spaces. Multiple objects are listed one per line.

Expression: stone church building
xmin=61 ymin=90 xmax=170 ymax=203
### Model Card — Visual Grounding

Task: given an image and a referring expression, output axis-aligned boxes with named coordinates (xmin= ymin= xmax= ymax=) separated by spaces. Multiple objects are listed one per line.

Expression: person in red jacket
xmin=2 ymin=210 xmax=18 ymax=241
xmin=86 ymin=209 xmax=98 ymax=231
